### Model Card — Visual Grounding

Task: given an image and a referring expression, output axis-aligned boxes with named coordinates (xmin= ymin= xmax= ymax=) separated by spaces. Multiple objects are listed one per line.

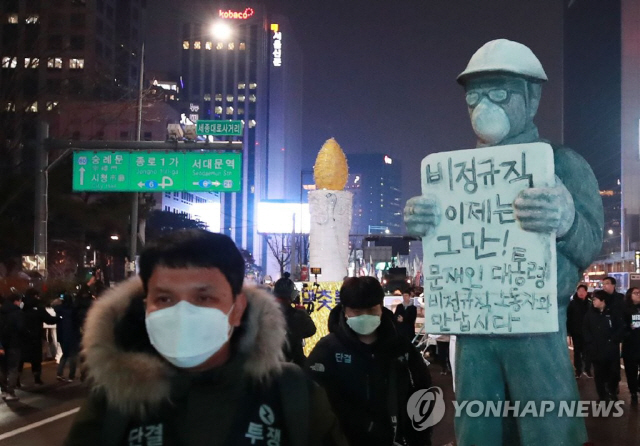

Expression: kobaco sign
xmin=218 ymin=8 xmax=254 ymax=20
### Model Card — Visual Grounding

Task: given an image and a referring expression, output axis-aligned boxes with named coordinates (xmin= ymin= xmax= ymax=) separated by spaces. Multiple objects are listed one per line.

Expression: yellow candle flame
xmin=313 ymin=138 xmax=349 ymax=190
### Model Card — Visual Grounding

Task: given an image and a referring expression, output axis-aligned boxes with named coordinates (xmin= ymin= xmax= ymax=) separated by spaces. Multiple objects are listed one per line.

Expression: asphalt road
xmin=0 ymin=354 xmax=638 ymax=446
xmin=0 ymin=362 xmax=87 ymax=446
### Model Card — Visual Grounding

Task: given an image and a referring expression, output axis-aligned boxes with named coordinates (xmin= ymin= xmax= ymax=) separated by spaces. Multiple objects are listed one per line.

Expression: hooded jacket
xmin=64 ymin=278 xmax=346 ymax=446
xmin=306 ymin=306 xmax=432 ymax=446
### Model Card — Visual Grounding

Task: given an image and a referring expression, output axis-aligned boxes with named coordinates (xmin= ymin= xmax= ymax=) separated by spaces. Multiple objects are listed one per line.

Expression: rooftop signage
xmin=218 ymin=8 xmax=254 ymax=20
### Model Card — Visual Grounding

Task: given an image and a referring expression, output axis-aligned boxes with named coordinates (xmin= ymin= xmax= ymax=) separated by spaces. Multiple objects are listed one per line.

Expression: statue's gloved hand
xmin=513 ymin=175 xmax=575 ymax=237
xmin=404 ymin=195 xmax=441 ymax=237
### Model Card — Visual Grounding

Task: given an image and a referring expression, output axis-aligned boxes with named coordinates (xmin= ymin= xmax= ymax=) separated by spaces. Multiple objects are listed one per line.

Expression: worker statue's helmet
xmin=457 ymin=39 xmax=548 ymax=85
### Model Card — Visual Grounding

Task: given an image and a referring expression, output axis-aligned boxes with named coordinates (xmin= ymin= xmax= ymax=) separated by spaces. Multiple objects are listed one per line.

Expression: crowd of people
xmin=567 ymin=277 xmax=640 ymax=403
xmin=0 ymin=285 xmax=95 ymax=401
xmin=2 ymin=230 xmax=640 ymax=444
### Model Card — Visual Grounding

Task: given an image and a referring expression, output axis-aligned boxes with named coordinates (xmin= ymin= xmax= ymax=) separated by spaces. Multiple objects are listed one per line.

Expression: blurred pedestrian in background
xmin=584 ymin=290 xmax=625 ymax=402
xmin=19 ymin=288 xmax=57 ymax=385
xmin=273 ymin=272 xmax=316 ymax=366
xmin=623 ymin=287 xmax=640 ymax=404
xmin=567 ymin=284 xmax=593 ymax=378
xmin=0 ymin=294 xmax=25 ymax=400
xmin=394 ymin=289 xmax=417 ymax=342
xmin=54 ymin=293 xmax=81 ymax=382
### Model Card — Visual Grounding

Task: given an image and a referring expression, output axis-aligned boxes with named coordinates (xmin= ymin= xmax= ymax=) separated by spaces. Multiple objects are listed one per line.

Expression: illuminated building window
xmin=49 ymin=57 xmax=63 ymax=69
xmin=7 ymin=15 xmax=18 ymax=24
xmin=205 ymin=41 xmax=212 ymax=50
xmin=237 ymin=95 xmax=245 ymax=101
xmin=25 ymin=58 xmax=39 ymax=68
xmin=194 ymin=41 xmax=201 ymax=50
xmin=238 ymin=108 xmax=244 ymax=115
xmin=2 ymin=57 xmax=17 ymax=68
xmin=169 ymin=94 xmax=175 ymax=100
xmin=226 ymin=94 xmax=234 ymax=102
xmin=249 ymin=83 xmax=257 ymax=89
xmin=204 ymin=93 xmax=211 ymax=101
xmin=214 ymin=106 xmax=222 ymax=114
xmin=249 ymin=119 xmax=256 ymax=128
xmin=226 ymin=106 xmax=234 ymax=114
xmin=228 ymin=42 xmax=234 ymax=50
xmin=46 ymin=101 xmax=59 ymax=111
xmin=238 ymin=83 xmax=246 ymax=89
xmin=216 ymin=42 xmax=223 ymax=50
xmin=26 ymin=15 xmax=39 ymax=24
xmin=69 ymin=58 xmax=84 ymax=69
xmin=182 ymin=40 xmax=189 ymax=50
xmin=5 ymin=102 xmax=15 ymax=111
xmin=215 ymin=94 xmax=222 ymax=102
xmin=239 ymin=42 xmax=246 ymax=50
xmin=27 ymin=102 xmax=38 ymax=112
xmin=249 ymin=94 xmax=256 ymax=102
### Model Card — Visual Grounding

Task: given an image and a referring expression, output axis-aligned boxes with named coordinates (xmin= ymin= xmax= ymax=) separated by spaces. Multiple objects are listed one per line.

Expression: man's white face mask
xmin=145 ymin=300 xmax=235 ymax=368
xmin=471 ymin=98 xmax=511 ymax=145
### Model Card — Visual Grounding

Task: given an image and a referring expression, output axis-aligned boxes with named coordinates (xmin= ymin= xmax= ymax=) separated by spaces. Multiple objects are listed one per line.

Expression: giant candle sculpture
xmin=308 ymin=138 xmax=352 ymax=282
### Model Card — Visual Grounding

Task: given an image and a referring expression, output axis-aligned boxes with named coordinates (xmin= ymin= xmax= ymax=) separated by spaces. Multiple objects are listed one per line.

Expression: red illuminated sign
xmin=218 ymin=8 xmax=254 ymax=20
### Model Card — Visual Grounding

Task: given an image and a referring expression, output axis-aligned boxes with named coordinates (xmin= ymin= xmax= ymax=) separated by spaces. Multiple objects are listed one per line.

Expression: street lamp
xmin=211 ymin=22 xmax=232 ymax=40
xmin=110 ymin=235 xmax=119 ymax=241
xmin=608 ymin=229 xmax=614 ymax=235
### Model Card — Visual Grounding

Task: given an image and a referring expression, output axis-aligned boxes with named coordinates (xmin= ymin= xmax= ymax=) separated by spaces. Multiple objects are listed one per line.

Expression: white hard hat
xmin=457 ymin=39 xmax=548 ymax=84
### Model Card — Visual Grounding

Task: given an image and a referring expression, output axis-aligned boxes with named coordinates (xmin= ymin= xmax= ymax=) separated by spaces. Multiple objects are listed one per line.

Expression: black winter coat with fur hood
xmin=64 ymin=278 xmax=347 ymax=446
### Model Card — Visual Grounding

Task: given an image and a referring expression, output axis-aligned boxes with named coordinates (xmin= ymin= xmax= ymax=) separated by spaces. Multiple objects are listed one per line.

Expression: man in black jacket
xmin=584 ymin=290 xmax=625 ymax=402
xmin=20 ymin=288 xmax=58 ymax=385
xmin=602 ymin=276 xmax=625 ymax=316
xmin=566 ymin=284 xmax=592 ymax=378
xmin=394 ymin=290 xmax=417 ymax=342
xmin=602 ymin=277 xmax=625 ymax=393
xmin=0 ymin=294 xmax=25 ymax=400
xmin=273 ymin=273 xmax=316 ymax=366
xmin=622 ymin=287 xmax=640 ymax=404
xmin=65 ymin=230 xmax=347 ymax=446
xmin=306 ymin=276 xmax=432 ymax=446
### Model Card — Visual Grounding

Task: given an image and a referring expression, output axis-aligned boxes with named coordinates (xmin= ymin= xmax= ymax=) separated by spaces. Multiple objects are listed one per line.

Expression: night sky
xmin=148 ymin=0 xmax=564 ymax=202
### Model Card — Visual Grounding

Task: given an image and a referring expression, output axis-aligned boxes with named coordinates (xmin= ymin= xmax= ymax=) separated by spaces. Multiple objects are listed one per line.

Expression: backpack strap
xmin=277 ymin=363 xmax=309 ymax=446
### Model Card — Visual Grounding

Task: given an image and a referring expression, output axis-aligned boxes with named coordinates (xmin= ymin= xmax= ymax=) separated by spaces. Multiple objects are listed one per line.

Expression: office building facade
xmin=345 ymin=153 xmax=403 ymax=235
xmin=564 ymin=0 xmax=640 ymax=270
xmin=178 ymin=2 xmax=303 ymax=262
xmin=0 ymin=0 xmax=145 ymax=107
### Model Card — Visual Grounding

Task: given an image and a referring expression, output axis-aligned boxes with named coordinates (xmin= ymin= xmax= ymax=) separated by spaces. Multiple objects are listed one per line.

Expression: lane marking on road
xmin=0 ymin=407 xmax=80 ymax=441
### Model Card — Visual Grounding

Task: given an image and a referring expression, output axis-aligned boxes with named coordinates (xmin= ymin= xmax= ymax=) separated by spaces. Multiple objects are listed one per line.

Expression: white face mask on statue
xmin=471 ymin=99 xmax=511 ymax=145
xmin=145 ymin=300 xmax=235 ymax=368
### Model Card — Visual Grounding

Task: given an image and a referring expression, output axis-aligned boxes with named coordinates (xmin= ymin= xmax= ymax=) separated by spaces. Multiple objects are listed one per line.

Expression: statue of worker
xmin=404 ymin=39 xmax=604 ymax=445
